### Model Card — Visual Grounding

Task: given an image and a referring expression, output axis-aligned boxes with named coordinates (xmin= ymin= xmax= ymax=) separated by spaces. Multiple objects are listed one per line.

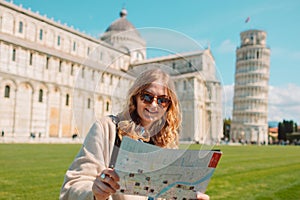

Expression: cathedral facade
xmin=0 ymin=1 xmax=222 ymax=144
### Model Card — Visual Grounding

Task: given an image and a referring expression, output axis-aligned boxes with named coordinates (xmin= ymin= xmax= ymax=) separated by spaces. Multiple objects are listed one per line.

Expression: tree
xmin=283 ymin=120 xmax=293 ymax=133
xmin=223 ymin=118 xmax=231 ymax=140
xmin=278 ymin=120 xmax=298 ymax=142
xmin=278 ymin=122 xmax=286 ymax=141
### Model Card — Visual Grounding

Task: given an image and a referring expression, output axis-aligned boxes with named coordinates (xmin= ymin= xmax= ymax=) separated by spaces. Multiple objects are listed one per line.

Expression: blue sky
xmin=10 ymin=0 xmax=300 ymax=123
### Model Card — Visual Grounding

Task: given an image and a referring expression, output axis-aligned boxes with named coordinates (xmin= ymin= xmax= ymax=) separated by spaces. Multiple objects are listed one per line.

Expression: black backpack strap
xmin=108 ymin=115 xmax=121 ymax=168
xmin=109 ymin=115 xmax=119 ymax=126
xmin=108 ymin=115 xmax=121 ymax=147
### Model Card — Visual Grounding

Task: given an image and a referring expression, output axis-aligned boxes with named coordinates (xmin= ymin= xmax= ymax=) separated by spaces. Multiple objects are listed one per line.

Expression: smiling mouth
xmin=145 ymin=108 xmax=158 ymax=115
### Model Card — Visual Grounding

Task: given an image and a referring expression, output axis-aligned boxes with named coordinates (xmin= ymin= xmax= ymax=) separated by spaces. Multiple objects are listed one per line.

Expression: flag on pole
xmin=245 ymin=16 xmax=250 ymax=23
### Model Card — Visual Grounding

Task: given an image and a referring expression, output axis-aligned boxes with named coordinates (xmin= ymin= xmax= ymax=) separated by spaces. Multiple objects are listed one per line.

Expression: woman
xmin=60 ymin=68 xmax=209 ymax=200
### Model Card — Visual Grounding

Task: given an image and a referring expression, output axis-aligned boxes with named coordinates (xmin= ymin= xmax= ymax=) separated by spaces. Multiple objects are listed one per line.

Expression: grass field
xmin=0 ymin=144 xmax=299 ymax=200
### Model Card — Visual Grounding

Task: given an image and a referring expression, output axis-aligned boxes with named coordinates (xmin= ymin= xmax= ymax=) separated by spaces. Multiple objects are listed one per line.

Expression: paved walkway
xmin=0 ymin=136 xmax=84 ymax=144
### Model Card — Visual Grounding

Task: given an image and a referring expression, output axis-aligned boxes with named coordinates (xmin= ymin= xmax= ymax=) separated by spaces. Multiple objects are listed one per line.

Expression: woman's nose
xmin=151 ymin=97 xmax=158 ymax=106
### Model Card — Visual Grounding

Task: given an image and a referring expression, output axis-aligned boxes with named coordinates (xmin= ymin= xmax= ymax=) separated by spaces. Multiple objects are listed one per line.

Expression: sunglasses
xmin=140 ymin=91 xmax=171 ymax=108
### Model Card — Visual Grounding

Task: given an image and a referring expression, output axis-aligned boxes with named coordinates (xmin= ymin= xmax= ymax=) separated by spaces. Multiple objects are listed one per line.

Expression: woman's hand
xmin=196 ymin=191 xmax=210 ymax=200
xmin=92 ymin=168 xmax=120 ymax=200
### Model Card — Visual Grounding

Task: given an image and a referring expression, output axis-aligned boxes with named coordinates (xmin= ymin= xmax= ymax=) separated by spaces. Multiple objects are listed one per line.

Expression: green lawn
xmin=205 ymin=145 xmax=300 ymax=200
xmin=0 ymin=144 xmax=81 ymax=200
xmin=0 ymin=144 xmax=299 ymax=200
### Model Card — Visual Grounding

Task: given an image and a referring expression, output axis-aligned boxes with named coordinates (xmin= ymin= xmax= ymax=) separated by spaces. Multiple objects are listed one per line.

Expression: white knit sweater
xmin=59 ymin=116 xmax=149 ymax=200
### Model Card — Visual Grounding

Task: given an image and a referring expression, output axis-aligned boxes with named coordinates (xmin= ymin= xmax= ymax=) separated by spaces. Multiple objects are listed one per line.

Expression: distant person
xmin=30 ymin=132 xmax=35 ymax=138
xmin=60 ymin=69 xmax=210 ymax=200
xmin=1 ymin=130 xmax=4 ymax=137
xmin=72 ymin=133 xmax=78 ymax=139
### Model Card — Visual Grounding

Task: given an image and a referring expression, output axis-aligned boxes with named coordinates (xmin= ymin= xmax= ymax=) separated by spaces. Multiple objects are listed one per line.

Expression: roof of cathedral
xmin=105 ymin=8 xmax=138 ymax=34
xmin=105 ymin=8 xmax=141 ymax=37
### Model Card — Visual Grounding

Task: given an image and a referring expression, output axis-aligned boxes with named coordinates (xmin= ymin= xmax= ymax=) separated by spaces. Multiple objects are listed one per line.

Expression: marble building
xmin=231 ymin=29 xmax=271 ymax=144
xmin=0 ymin=1 xmax=222 ymax=144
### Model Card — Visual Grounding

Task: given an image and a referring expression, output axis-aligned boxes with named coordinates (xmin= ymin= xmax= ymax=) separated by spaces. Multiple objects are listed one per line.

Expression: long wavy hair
xmin=117 ymin=68 xmax=181 ymax=148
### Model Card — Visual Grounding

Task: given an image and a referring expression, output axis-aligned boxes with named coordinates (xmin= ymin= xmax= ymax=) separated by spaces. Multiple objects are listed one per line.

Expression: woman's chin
xmin=141 ymin=115 xmax=157 ymax=127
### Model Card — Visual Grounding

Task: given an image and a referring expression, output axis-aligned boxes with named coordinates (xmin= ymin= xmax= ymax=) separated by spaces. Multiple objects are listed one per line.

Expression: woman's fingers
xmin=103 ymin=168 xmax=120 ymax=182
xmin=96 ymin=180 xmax=114 ymax=194
xmin=92 ymin=178 xmax=111 ymax=200
xmin=99 ymin=173 xmax=120 ymax=191
xmin=99 ymin=169 xmax=120 ymax=190
xmin=196 ymin=191 xmax=210 ymax=200
xmin=92 ymin=168 xmax=120 ymax=199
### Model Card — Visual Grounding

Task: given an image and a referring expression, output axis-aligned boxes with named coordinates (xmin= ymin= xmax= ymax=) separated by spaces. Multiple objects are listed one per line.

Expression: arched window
xmin=66 ymin=94 xmax=69 ymax=106
xmin=39 ymin=29 xmax=43 ymax=40
xmin=57 ymin=35 xmax=61 ymax=46
xmin=82 ymin=67 xmax=85 ymax=78
xmin=136 ymin=52 xmax=143 ymax=61
xmin=73 ymin=41 xmax=76 ymax=51
xmin=106 ymin=101 xmax=110 ymax=111
xmin=38 ymin=89 xmax=43 ymax=102
xmin=12 ymin=48 xmax=16 ymax=61
xmin=70 ymin=64 xmax=74 ymax=76
xmin=18 ymin=21 xmax=23 ymax=33
xmin=59 ymin=60 xmax=62 ymax=72
xmin=4 ymin=85 xmax=10 ymax=98
xmin=87 ymin=98 xmax=91 ymax=109
xmin=29 ymin=52 xmax=33 ymax=65
xmin=46 ymin=56 xmax=50 ymax=70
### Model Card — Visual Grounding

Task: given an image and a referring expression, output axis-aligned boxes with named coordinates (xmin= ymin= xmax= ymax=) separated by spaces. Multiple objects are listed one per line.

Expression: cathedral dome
xmin=100 ymin=8 xmax=146 ymax=64
xmin=104 ymin=8 xmax=140 ymax=36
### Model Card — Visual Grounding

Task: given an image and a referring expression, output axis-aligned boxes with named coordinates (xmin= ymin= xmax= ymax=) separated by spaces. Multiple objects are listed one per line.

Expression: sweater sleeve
xmin=59 ymin=119 xmax=115 ymax=200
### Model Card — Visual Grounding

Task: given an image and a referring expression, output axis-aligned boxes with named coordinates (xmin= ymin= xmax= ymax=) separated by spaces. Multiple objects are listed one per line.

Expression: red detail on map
xmin=208 ymin=152 xmax=222 ymax=168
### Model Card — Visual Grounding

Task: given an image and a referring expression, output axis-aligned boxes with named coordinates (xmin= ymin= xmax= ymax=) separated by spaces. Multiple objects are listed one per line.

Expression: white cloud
xmin=291 ymin=51 xmax=300 ymax=61
xmin=216 ymin=39 xmax=236 ymax=54
xmin=271 ymin=47 xmax=300 ymax=62
xmin=268 ymin=84 xmax=300 ymax=123
xmin=222 ymin=84 xmax=300 ymax=124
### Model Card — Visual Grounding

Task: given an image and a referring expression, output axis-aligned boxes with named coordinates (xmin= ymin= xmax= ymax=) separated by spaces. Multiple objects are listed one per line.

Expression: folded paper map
xmin=113 ymin=136 xmax=222 ymax=199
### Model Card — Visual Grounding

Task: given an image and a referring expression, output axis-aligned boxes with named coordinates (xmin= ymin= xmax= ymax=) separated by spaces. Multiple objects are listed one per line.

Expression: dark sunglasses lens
xmin=142 ymin=93 xmax=154 ymax=103
xmin=157 ymin=97 xmax=170 ymax=106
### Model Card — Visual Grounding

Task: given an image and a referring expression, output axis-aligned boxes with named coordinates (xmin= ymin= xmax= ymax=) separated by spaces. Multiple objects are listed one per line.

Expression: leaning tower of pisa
xmin=231 ymin=29 xmax=271 ymax=144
